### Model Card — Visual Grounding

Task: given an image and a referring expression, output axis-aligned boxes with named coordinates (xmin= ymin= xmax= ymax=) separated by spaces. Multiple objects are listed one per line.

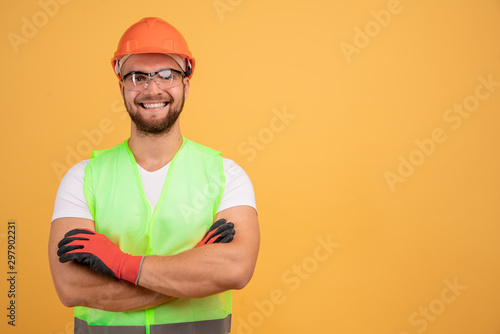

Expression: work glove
xmin=196 ymin=218 xmax=235 ymax=247
xmin=57 ymin=228 xmax=143 ymax=285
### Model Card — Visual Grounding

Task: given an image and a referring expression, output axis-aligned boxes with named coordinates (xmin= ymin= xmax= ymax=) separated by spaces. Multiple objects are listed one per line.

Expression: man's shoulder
xmin=65 ymin=159 xmax=91 ymax=179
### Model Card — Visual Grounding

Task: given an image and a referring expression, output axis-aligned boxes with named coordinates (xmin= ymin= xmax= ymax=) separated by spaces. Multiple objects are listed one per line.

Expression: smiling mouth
xmin=140 ymin=102 xmax=168 ymax=109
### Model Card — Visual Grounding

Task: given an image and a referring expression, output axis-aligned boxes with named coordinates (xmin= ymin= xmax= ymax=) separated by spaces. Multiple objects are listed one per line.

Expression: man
xmin=48 ymin=17 xmax=259 ymax=334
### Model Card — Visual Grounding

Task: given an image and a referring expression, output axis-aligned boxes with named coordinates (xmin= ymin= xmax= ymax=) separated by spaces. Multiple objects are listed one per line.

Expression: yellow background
xmin=1 ymin=0 xmax=500 ymax=333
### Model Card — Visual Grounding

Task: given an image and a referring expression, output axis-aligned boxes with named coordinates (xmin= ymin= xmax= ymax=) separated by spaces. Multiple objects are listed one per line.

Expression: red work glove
xmin=196 ymin=218 xmax=235 ymax=247
xmin=57 ymin=228 xmax=143 ymax=285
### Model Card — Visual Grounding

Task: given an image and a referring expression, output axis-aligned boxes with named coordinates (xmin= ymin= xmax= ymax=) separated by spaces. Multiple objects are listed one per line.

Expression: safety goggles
xmin=122 ymin=68 xmax=185 ymax=91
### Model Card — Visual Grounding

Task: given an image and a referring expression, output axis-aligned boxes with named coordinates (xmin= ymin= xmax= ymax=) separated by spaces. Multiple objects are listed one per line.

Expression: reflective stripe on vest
xmin=78 ymin=137 xmax=230 ymax=331
xmin=75 ymin=315 xmax=232 ymax=334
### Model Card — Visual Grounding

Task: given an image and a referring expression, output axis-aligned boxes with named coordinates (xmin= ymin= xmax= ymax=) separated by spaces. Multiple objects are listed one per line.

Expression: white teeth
xmin=142 ymin=102 xmax=166 ymax=109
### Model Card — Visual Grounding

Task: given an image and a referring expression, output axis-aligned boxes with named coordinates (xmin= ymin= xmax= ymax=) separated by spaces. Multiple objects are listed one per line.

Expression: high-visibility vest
xmin=76 ymin=137 xmax=232 ymax=334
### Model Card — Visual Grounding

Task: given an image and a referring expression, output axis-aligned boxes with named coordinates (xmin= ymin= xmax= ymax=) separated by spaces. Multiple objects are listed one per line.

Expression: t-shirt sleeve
xmin=217 ymin=159 xmax=257 ymax=214
xmin=51 ymin=160 xmax=94 ymax=222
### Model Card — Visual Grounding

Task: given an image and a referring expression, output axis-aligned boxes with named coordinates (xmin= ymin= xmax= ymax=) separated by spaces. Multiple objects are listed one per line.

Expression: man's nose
xmin=144 ymin=76 xmax=163 ymax=93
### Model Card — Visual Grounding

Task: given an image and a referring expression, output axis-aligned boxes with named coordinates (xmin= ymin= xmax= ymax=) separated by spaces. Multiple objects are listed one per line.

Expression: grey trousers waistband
xmin=74 ymin=314 xmax=232 ymax=334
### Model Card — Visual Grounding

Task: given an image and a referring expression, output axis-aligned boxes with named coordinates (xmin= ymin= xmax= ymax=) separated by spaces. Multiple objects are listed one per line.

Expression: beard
xmin=125 ymin=91 xmax=185 ymax=136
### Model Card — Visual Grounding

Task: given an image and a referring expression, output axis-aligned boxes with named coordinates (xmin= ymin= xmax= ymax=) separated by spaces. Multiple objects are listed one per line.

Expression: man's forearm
xmin=50 ymin=207 xmax=259 ymax=306
xmin=138 ymin=244 xmax=245 ymax=298
xmin=49 ymin=218 xmax=173 ymax=312
xmin=137 ymin=206 xmax=260 ymax=298
xmin=57 ymin=261 xmax=173 ymax=312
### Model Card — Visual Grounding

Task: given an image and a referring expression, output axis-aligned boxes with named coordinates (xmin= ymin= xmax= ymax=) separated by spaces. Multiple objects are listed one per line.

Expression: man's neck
xmin=127 ymin=124 xmax=183 ymax=172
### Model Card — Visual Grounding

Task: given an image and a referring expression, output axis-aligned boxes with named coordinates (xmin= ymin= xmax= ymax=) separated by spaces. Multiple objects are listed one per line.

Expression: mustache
xmin=137 ymin=96 xmax=171 ymax=103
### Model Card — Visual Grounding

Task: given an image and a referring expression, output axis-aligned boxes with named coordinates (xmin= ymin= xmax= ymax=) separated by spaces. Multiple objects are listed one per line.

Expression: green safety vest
xmin=76 ymin=137 xmax=232 ymax=334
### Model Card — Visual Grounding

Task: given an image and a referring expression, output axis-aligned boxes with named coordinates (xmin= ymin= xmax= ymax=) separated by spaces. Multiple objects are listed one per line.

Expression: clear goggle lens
xmin=122 ymin=69 xmax=185 ymax=91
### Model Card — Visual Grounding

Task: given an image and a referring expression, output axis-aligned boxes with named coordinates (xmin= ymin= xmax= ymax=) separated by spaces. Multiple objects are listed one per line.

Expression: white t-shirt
xmin=51 ymin=158 xmax=256 ymax=222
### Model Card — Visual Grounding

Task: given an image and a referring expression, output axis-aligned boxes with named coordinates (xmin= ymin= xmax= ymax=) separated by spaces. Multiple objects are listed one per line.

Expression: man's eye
xmin=133 ymin=75 xmax=148 ymax=82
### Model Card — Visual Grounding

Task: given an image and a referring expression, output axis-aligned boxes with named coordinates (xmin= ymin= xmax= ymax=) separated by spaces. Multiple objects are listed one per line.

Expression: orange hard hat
xmin=111 ymin=17 xmax=195 ymax=79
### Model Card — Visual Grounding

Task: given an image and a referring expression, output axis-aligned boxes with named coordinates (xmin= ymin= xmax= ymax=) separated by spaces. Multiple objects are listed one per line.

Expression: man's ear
xmin=119 ymin=80 xmax=125 ymax=98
